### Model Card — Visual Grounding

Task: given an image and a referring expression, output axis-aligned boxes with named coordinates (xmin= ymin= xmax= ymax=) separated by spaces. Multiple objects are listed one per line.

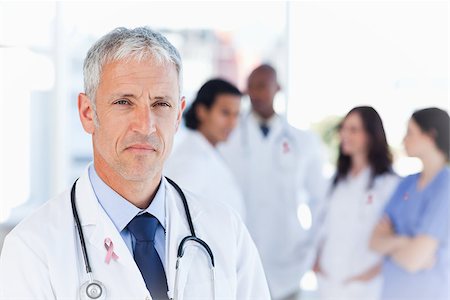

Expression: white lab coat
xmin=164 ymin=129 xmax=246 ymax=221
xmin=0 ymin=166 xmax=270 ymax=300
xmin=219 ymin=112 xmax=326 ymax=299
xmin=317 ymin=168 xmax=400 ymax=300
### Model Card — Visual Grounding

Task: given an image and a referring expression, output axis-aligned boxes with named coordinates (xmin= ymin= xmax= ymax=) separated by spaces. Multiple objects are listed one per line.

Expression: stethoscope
xmin=71 ymin=177 xmax=215 ymax=300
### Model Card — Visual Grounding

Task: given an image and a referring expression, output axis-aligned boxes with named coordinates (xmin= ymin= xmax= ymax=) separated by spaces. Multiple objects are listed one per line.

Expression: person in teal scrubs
xmin=370 ymin=107 xmax=449 ymax=300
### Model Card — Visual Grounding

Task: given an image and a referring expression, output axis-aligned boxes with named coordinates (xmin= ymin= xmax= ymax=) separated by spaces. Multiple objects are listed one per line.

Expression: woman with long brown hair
xmin=314 ymin=106 xmax=399 ymax=300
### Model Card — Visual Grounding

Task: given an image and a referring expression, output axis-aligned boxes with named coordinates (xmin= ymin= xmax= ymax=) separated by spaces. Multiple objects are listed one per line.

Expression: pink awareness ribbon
xmin=282 ymin=141 xmax=290 ymax=154
xmin=104 ymin=237 xmax=119 ymax=264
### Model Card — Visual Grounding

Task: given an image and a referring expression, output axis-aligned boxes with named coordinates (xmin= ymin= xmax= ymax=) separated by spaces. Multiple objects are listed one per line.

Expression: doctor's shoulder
xmin=182 ymin=189 xmax=244 ymax=227
xmin=290 ymin=126 xmax=322 ymax=147
xmin=370 ymin=171 xmax=402 ymax=206
xmin=180 ymin=189 xmax=250 ymax=252
xmin=374 ymin=170 xmax=401 ymax=191
xmin=0 ymin=188 xmax=75 ymax=296
xmin=389 ymin=172 xmax=420 ymax=198
xmin=3 ymin=189 xmax=72 ymax=247
xmin=180 ymin=192 xmax=270 ymax=298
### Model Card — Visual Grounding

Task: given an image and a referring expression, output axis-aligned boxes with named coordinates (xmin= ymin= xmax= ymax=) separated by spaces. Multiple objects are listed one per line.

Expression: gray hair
xmin=83 ymin=27 xmax=183 ymax=111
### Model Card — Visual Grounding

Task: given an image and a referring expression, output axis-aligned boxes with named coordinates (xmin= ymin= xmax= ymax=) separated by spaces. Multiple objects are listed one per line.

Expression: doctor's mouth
xmin=125 ymin=144 xmax=158 ymax=153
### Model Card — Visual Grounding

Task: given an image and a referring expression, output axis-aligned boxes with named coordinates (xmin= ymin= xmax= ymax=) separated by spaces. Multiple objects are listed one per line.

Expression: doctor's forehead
xmin=248 ymin=69 xmax=277 ymax=85
xmin=98 ymin=59 xmax=179 ymax=89
xmin=100 ymin=57 xmax=176 ymax=77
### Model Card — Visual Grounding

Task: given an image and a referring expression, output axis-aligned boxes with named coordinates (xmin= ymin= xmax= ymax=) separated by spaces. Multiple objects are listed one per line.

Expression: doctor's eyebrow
xmin=110 ymin=93 xmax=137 ymax=100
xmin=109 ymin=93 xmax=174 ymax=103
xmin=149 ymin=95 xmax=174 ymax=102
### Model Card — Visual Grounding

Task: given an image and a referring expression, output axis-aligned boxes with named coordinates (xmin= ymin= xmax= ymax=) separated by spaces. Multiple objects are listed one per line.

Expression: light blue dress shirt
xmin=382 ymin=167 xmax=449 ymax=300
xmin=88 ymin=165 xmax=167 ymax=269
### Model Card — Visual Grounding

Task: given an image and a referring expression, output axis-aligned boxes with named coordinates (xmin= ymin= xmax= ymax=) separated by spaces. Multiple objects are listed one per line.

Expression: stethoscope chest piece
xmin=80 ymin=280 xmax=106 ymax=300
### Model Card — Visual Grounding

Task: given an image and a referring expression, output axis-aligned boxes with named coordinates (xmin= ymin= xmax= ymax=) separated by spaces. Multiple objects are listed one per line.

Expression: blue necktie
xmin=127 ymin=213 xmax=169 ymax=299
xmin=260 ymin=123 xmax=270 ymax=137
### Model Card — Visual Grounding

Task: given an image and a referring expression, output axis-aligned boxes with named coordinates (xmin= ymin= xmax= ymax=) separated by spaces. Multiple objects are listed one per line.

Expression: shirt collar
xmin=251 ymin=110 xmax=279 ymax=127
xmin=88 ymin=164 xmax=166 ymax=232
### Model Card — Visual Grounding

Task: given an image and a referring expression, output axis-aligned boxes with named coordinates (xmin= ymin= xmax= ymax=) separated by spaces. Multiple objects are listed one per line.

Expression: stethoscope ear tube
xmin=72 ymin=179 xmax=107 ymax=300
xmin=166 ymin=176 xmax=215 ymax=267
xmin=71 ymin=179 xmax=92 ymax=274
xmin=165 ymin=177 xmax=196 ymax=236
xmin=177 ymin=236 xmax=215 ymax=268
xmin=174 ymin=237 xmax=216 ymax=300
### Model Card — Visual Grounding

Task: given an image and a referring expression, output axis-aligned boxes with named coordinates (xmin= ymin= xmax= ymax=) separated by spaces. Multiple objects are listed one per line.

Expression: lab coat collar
xmin=346 ymin=166 xmax=372 ymax=183
xmin=247 ymin=111 xmax=284 ymax=140
xmin=75 ymin=165 xmax=103 ymax=227
xmin=250 ymin=110 xmax=279 ymax=128
xmin=186 ymin=129 xmax=219 ymax=155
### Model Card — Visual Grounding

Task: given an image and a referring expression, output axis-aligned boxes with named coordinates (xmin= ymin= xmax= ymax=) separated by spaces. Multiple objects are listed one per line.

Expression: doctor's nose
xmin=131 ymin=106 xmax=156 ymax=135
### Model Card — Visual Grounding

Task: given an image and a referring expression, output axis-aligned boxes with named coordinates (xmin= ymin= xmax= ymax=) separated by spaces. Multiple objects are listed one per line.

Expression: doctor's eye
xmin=113 ymin=99 xmax=131 ymax=105
xmin=153 ymin=102 xmax=171 ymax=108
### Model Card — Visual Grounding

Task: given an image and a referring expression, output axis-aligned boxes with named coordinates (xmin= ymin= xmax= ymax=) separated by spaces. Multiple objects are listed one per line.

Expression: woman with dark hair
xmin=164 ymin=78 xmax=246 ymax=219
xmin=371 ymin=107 xmax=449 ymax=300
xmin=314 ymin=106 xmax=400 ymax=300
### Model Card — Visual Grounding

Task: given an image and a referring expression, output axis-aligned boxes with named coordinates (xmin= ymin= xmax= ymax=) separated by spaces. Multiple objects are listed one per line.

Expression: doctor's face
xmin=403 ymin=119 xmax=434 ymax=158
xmin=79 ymin=58 xmax=185 ymax=182
xmin=339 ymin=112 xmax=369 ymax=157
xmin=197 ymin=93 xmax=241 ymax=146
xmin=247 ymin=70 xmax=279 ymax=118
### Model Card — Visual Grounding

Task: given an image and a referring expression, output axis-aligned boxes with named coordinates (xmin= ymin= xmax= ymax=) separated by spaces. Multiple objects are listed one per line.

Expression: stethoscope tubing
xmin=71 ymin=179 xmax=92 ymax=275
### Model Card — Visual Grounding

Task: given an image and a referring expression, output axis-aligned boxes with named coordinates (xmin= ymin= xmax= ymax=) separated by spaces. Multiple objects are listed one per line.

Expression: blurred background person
xmin=220 ymin=64 xmax=326 ymax=300
xmin=314 ymin=106 xmax=399 ymax=300
xmin=164 ymin=79 xmax=246 ymax=220
xmin=371 ymin=107 xmax=449 ymax=300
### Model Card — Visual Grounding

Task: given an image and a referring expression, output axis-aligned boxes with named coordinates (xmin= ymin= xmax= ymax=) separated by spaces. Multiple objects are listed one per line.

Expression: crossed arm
xmin=369 ymin=215 xmax=438 ymax=273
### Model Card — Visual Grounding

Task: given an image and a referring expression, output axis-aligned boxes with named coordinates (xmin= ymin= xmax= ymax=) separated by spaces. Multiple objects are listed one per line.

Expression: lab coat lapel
xmin=75 ymin=168 xmax=149 ymax=298
xmin=263 ymin=115 xmax=283 ymax=143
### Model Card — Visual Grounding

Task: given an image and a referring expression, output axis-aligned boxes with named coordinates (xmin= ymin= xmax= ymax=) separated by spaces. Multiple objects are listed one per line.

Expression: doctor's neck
xmin=93 ymin=157 xmax=161 ymax=209
xmin=350 ymin=153 xmax=369 ymax=176
xmin=418 ymin=149 xmax=447 ymax=187
xmin=253 ymin=108 xmax=276 ymax=121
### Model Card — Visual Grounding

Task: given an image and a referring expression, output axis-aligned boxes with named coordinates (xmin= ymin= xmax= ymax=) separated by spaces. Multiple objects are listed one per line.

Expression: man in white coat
xmin=220 ymin=64 xmax=326 ymax=300
xmin=0 ymin=27 xmax=270 ymax=300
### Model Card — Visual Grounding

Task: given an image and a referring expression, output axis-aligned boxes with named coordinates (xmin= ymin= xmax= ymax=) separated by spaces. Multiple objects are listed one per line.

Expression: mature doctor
xmin=220 ymin=64 xmax=326 ymax=300
xmin=0 ymin=27 xmax=270 ymax=300
xmin=165 ymin=79 xmax=246 ymax=220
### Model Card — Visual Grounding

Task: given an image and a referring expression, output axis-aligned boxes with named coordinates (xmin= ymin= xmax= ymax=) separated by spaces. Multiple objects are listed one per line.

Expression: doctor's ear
xmin=196 ymin=103 xmax=209 ymax=122
xmin=78 ymin=93 xmax=95 ymax=134
xmin=175 ymin=96 xmax=186 ymax=131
